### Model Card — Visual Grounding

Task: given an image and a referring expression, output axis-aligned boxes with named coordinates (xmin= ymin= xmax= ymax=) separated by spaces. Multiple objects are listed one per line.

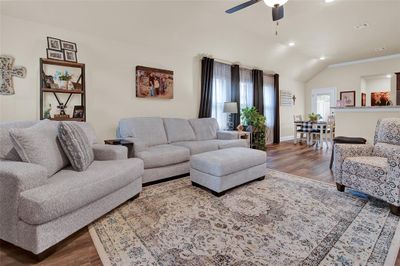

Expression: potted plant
xmin=58 ymin=71 xmax=72 ymax=90
xmin=308 ymin=113 xmax=322 ymax=122
xmin=240 ymin=107 xmax=267 ymax=150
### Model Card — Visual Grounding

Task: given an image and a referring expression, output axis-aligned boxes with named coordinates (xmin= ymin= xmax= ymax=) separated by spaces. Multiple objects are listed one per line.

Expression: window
xmin=211 ymin=62 xmax=231 ymax=129
xmin=263 ymin=75 xmax=275 ymax=144
xmin=239 ymin=68 xmax=253 ymax=112
xmin=316 ymin=94 xmax=331 ymax=121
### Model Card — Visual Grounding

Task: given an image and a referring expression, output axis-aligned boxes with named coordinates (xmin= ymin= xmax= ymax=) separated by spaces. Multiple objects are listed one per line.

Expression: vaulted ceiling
xmin=2 ymin=0 xmax=400 ymax=81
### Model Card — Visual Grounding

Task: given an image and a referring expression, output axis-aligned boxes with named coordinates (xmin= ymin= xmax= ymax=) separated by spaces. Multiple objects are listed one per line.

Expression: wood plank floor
xmin=1 ymin=141 xmax=399 ymax=265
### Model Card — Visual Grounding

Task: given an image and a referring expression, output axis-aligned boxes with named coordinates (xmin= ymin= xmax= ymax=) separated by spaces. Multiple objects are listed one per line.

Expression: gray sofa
xmin=117 ymin=117 xmax=248 ymax=184
xmin=0 ymin=121 xmax=143 ymax=255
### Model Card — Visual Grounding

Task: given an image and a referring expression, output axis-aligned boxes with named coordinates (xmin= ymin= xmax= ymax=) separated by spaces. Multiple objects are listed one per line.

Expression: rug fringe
xmin=88 ymin=225 xmax=113 ymax=266
xmin=384 ymin=220 xmax=400 ymax=266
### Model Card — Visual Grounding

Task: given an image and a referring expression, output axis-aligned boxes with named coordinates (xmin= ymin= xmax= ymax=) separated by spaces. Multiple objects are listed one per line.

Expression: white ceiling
xmin=2 ymin=0 xmax=400 ymax=81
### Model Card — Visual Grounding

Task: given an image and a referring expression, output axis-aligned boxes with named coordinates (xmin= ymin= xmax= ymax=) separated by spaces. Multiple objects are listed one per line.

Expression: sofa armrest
xmin=387 ymin=150 xmax=400 ymax=206
xmin=92 ymin=144 xmax=127 ymax=160
xmin=122 ymin=137 xmax=148 ymax=157
xmin=217 ymin=131 xmax=239 ymax=140
xmin=333 ymin=144 xmax=374 ymax=184
xmin=0 ymin=161 xmax=48 ymax=243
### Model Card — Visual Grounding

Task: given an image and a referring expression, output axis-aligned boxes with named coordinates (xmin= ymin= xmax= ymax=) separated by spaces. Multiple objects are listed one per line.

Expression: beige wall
xmin=335 ymin=108 xmax=400 ymax=143
xmin=305 ymin=56 xmax=400 ymax=114
xmin=0 ymin=14 xmax=306 ymax=141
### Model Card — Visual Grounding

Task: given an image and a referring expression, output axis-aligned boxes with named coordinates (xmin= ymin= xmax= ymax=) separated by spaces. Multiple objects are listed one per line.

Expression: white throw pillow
xmin=9 ymin=120 xmax=69 ymax=176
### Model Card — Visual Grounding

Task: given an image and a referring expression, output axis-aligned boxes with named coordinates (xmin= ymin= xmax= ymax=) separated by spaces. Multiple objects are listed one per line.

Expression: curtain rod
xmin=201 ymin=54 xmax=276 ymax=76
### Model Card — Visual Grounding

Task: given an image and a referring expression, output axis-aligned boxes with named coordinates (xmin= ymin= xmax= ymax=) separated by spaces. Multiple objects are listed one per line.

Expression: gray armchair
xmin=333 ymin=118 xmax=400 ymax=215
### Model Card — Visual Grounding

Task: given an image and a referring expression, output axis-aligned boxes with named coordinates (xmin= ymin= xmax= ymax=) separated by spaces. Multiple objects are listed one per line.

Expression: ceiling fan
xmin=226 ymin=0 xmax=288 ymax=21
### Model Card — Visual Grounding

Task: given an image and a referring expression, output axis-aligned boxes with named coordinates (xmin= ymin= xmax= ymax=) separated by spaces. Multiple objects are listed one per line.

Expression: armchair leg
xmin=336 ymin=183 xmax=345 ymax=192
xmin=389 ymin=204 xmax=400 ymax=216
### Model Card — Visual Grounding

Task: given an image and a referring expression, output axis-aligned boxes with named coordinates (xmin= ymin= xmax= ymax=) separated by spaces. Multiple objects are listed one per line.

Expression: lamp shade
xmin=223 ymin=102 xmax=238 ymax=114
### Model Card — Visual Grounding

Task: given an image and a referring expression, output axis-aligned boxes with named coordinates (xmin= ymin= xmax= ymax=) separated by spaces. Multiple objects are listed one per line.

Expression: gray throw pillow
xmin=9 ymin=120 xmax=70 ymax=176
xmin=58 ymin=122 xmax=94 ymax=171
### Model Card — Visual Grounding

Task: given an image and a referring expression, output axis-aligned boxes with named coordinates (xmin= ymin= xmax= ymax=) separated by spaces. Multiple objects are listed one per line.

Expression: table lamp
xmin=223 ymin=102 xmax=238 ymax=130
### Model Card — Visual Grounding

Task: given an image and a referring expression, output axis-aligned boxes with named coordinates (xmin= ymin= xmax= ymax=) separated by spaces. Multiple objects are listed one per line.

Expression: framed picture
xmin=73 ymin=105 xmax=84 ymax=118
xmin=361 ymin=93 xmax=366 ymax=106
xmin=47 ymin=37 xmax=62 ymax=51
xmin=61 ymin=40 xmax=77 ymax=51
xmin=47 ymin=49 xmax=64 ymax=61
xmin=340 ymin=91 xmax=355 ymax=107
xmin=136 ymin=66 xmax=173 ymax=99
xmin=371 ymin=92 xmax=391 ymax=106
xmin=64 ymin=50 xmax=77 ymax=62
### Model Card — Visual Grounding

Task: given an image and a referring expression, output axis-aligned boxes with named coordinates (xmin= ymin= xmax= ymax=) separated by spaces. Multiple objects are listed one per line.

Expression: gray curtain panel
xmin=231 ymin=64 xmax=240 ymax=129
xmin=273 ymin=74 xmax=280 ymax=144
xmin=252 ymin=69 xmax=264 ymax=115
xmin=199 ymin=57 xmax=214 ymax=118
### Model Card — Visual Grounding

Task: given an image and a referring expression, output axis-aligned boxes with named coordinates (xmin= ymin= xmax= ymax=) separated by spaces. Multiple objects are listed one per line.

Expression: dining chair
xmin=293 ymin=115 xmax=307 ymax=144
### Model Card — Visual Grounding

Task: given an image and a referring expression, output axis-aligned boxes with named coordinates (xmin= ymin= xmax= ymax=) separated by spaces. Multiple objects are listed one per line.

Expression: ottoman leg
xmin=212 ymin=190 xmax=226 ymax=197
xmin=192 ymin=181 xmax=200 ymax=187
xmin=257 ymin=176 xmax=265 ymax=181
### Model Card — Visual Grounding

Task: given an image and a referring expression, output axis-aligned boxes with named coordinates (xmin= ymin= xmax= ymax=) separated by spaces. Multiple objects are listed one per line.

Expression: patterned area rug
xmin=89 ymin=169 xmax=400 ymax=266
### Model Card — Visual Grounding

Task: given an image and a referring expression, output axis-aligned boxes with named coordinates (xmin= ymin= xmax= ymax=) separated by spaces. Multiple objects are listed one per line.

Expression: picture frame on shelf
xmin=361 ymin=93 xmax=366 ymax=106
xmin=64 ymin=50 xmax=77 ymax=62
xmin=60 ymin=40 xmax=77 ymax=51
xmin=47 ymin=37 xmax=62 ymax=51
xmin=47 ymin=49 xmax=64 ymax=61
xmin=340 ymin=91 xmax=356 ymax=107
xmin=43 ymin=74 xmax=59 ymax=89
xmin=73 ymin=105 xmax=84 ymax=118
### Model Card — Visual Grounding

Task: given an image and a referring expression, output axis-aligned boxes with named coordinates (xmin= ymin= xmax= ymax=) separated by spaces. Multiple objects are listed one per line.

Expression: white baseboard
xmin=280 ymin=136 xmax=294 ymax=142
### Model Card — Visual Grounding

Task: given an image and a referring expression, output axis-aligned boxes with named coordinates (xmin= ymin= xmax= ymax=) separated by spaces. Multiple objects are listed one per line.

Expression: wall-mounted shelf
xmin=40 ymin=58 xmax=86 ymax=122
xmin=41 ymin=88 xmax=84 ymax=94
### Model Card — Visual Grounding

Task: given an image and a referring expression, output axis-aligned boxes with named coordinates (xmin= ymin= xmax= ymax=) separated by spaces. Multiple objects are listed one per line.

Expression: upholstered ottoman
xmin=190 ymin=147 xmax=266 ymax=196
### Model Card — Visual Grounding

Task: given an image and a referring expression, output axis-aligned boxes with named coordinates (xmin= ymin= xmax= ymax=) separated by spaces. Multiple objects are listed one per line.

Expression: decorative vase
xmin=59 ymin=80 xmax=68 ymax=90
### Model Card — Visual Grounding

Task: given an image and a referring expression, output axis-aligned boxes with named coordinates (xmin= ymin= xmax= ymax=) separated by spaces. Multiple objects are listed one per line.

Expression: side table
xmin=104 ymin=139 xmax=134 ymax=158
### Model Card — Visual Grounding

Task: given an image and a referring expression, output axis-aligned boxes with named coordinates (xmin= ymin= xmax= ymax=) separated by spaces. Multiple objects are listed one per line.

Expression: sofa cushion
xmin=18 ymin=158 xmax=144 ymax=225
xmin=117 ymin=117 xmax=168 ymax=146
xmin=375 ymin=118 xmax=400 ymax=145
xmin=136 ymin=144 xmax=190 ymax=168
xmin=172 ymin=140 xmax=219 ymax=155
xmin=0 ymin=121 xmax=37 ymax=161
xmin=58 ymin=122 xmax=94 ymax=171
xmin=163 ymin=118 xmax=196 ymax=143
xmin=9 ymin=120 xmax=69 ymax=176
xmin=213 ymin=139 xmax=248 ymax=149
xmin=342 ymin=156 xmax=388 ymax=182
xmin=373 ymin=142 xmax=400 ymax=158
xmin=189 ymin=118 xmax=219 ymax=140
xmin=190 ymin=147 xmax=266 ymax=176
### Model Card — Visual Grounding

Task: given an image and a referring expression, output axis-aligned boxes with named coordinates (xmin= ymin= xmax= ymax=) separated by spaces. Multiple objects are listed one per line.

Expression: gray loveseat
xmin=0 ymin=121 xmax=143 ymax=255
xmin=117 ymin=117 xmax=248 ymax=184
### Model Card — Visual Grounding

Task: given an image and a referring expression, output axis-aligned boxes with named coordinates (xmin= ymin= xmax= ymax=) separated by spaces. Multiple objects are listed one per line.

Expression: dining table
xmin=293 ymin=120 xmax=328 ymax=149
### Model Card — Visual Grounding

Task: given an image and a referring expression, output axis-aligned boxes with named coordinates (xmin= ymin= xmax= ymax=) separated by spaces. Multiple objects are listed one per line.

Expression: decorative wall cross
xmin=0 ymin=55 xmax=27 ymax=95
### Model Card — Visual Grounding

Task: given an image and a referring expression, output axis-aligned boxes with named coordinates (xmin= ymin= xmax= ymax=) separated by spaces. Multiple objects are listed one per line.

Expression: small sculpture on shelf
xmin=43 ymin=104 xmax=52 ymax=119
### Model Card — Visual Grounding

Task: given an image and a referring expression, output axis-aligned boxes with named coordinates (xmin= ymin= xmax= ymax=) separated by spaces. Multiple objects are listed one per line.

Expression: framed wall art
xmin=340 ymin=91 xmax=355 ymax=107
xmin=361 ymin=93 xmax=366 ymax=106
xmin=136 ymin=66 xmax=173 ymax=99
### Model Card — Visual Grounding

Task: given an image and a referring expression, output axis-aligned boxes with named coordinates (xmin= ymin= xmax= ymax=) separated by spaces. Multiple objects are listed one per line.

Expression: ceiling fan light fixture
xmin=263 ymin=0 xmax=288 ymax=8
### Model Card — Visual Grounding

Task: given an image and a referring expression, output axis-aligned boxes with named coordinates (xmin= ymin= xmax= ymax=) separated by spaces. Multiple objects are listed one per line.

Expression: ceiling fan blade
xmin=225 ymin=0 xmax=262 ymax=14
xmin=272 ymin=5 xmax=284 ymax=21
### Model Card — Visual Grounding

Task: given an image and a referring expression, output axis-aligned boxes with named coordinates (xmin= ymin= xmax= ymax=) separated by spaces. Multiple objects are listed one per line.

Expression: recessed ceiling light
xmin=319 ymin=56 xmax=326 ymax=60
xmin=354 ymin=23 xmax=369 ymax=30
xmin=386 ymin=74 xmax=392 ymax=78
xmin=325 ymin=0 xmax=334 ymax=3
xmin=288 ymin=42 xmax=295 ymax=46
xmin=375 ymin=47 xmax=385 ymax=52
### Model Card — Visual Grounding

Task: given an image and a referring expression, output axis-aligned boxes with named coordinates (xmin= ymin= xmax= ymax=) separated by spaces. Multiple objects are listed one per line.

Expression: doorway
xmin=311 ymin=88 xmax=337 ymax=120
